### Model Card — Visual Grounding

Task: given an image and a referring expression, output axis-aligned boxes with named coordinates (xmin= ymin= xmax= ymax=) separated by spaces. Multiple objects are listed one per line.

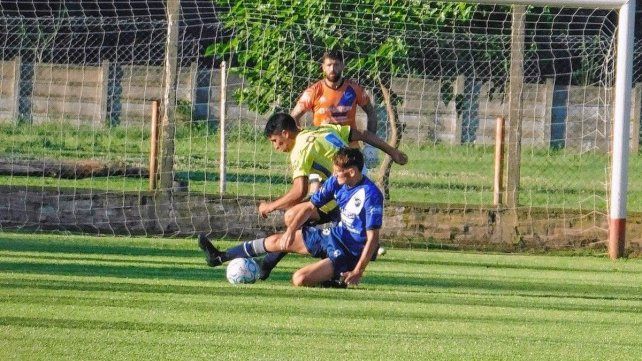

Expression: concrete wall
xmin=118 ymin=64 xmax=197 ymax=125
xmin=1 ymin=57 xmax=641 ymax=151
xmin=0 ymin=58 xmax=19 ymax=120
xmin=1 ymin=185 xmax=640 ymax=252
xmin=31 ymin=62 xmax=107 ymax=125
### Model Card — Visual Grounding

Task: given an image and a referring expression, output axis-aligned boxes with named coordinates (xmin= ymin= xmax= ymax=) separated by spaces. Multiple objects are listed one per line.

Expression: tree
xmin=206 ymin=0 xmax=475 ymax=197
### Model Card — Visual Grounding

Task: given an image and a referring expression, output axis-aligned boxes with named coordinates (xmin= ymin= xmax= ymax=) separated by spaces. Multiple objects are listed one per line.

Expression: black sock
xmin=260 ymin=252 xmax=286 ymax=279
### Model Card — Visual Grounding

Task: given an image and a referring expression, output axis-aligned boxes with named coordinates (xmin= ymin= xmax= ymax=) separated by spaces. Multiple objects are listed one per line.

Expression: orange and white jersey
xmin=296 ymin=79 xmax=370 ymax=130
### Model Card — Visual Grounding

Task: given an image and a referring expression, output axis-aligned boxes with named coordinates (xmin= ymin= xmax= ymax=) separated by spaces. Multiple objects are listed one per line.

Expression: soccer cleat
xmin=319 ymin=277 xmax=347 ymax=289
xmin=198 ymin=233 xmax=223 ymax=267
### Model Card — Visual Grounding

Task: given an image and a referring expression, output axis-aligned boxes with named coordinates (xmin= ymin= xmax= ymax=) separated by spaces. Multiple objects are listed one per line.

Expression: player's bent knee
xmin=283 ymin=208 xmax=295 ymax=226
xmin=291 ymin=269 xmax=313 ymax=287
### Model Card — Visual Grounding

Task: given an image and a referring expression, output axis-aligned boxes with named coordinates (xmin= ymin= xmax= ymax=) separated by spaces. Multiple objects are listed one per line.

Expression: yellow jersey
xmin=290 ymin=124 xmax=351 ymax=181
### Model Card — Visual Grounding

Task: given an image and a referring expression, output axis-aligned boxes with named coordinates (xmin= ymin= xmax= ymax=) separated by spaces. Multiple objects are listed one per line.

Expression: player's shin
xmin=224 ymin=238 xmax=267 ymax=260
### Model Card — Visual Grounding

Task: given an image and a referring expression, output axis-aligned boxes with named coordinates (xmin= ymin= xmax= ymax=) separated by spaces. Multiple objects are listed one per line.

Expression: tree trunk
xmin=376 ymin=77 xmax=403 ymax=200
xmin=0 ymin=158 xmax=148 ymax=179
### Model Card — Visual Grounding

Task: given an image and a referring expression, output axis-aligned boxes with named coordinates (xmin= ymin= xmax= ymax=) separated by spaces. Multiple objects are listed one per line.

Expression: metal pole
xmin=493 ymin=117 xmax=505 ymax=206
xmin=149 ymin=100 xmax=160 ymax=191
xmin=219 ymin=61 xmax=227 ymax=195
xmin=608 ymin=0 xmax=636 ymax=259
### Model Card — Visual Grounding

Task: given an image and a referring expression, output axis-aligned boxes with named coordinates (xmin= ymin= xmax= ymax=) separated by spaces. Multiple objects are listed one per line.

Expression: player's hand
xmin=278 ymin=230 xmax=295 ymax=251
xmin=341 ymin=269 xmax=364 ymax=286
xmin=392 ymin=150 xmax=408 ymax=165
xmin=258 ymin=201 xmax=272 ymax=218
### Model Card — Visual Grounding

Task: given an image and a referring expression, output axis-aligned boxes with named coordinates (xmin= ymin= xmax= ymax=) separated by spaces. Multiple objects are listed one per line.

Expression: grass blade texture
xmin=0 ymin=232 xmax=640 ymax=360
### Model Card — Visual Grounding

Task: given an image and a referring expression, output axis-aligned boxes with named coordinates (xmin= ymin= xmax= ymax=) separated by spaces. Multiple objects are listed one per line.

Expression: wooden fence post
xmin=158 ymin=0 xmax=179 ymax=191
xmin=149 ymin=100 xmax=160 ymax=191
xmin=494 ymin=117 xmax=505 ymax=206
xmin=189 ymin=62 xmax=198 ymax=105
xmin=452 ymin=75 xmax=465 ymax=144
xmin=505 ymin=5 xmax=525 ymax=210
xmin=543 ymin=78 xmax=554 ymax=147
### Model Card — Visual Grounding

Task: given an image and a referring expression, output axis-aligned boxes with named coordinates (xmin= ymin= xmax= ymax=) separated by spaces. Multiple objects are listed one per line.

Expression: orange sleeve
xmin=354 ymin=82 xmax=370 ymax=107
xmin=296 ymin=82 xmax=320 ymax=111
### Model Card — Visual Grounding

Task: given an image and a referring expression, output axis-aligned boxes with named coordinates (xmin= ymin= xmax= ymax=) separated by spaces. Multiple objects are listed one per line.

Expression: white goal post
xmin=443 ymin=0 xmax=635 ymax=258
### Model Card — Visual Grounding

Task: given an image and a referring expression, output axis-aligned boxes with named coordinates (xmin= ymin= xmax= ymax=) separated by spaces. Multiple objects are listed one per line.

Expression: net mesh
xmin=0 ymin=1 xmax=639 ymax=247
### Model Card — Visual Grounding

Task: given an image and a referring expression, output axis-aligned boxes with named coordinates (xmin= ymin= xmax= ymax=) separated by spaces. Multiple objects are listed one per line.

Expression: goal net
xmin=0 ymin=1 xmax=639 ymax=248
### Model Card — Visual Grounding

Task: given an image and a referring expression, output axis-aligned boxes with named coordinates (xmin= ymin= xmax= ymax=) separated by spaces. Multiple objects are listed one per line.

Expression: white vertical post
xmin=100 ymin=60 xmax=110 ymax=126
xmin=219 ymin=61 xmax=227 ymax=195
xmin=630 ymin=83 xmax=640 ymax=153
xmin=608 ymin=0 xmax=635 ymax=259
xmin=11 ymin=56 xmax=22 ymax=121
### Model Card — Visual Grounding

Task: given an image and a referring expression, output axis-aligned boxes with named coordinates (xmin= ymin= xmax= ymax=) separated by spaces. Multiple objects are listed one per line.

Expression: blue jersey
xmin=310 ymin=175 xmax=383 ymax=256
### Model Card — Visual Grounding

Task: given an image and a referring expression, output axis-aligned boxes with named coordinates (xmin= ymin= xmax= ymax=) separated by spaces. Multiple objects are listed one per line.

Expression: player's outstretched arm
xmin=341 ymin=229 xmax=380 ymax=286
xmin=349 ymin=128 xmax=408 ymax=165
xmin=362 ymin=102 xmax=378 ymax=134
xmin=258 ymin=176 xmax=308 ymax=218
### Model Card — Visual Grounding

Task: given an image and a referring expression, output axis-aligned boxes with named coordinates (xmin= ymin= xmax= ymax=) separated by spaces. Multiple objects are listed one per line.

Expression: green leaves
xmin=208 ymin=0 xmax=476 ymax=113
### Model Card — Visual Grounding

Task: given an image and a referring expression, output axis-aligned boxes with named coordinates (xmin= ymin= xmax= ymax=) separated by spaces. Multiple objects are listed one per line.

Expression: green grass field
xmin=1 ymin=231 xmax=641 ymax=360
xmin=3 ymin=121 xmax=642 ymax=211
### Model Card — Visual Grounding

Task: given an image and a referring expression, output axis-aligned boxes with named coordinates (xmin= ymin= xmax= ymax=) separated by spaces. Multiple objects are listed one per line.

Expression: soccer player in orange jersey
xmin=291 ymin=50 xmax=380 ymax=177
xmin=290 ymin=50 xmax=378 ymax=138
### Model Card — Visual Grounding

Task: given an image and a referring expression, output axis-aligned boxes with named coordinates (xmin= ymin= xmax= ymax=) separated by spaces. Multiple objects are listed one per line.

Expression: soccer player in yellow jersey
xmin=259 ymin=112 xmax=406 ymax=221
xmin=220 ymin=112 xmax=406 ymax=281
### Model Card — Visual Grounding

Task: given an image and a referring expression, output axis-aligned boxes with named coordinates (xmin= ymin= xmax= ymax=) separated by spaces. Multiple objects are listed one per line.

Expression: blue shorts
xmin=302 ymin=226 xmax=359 ymax=278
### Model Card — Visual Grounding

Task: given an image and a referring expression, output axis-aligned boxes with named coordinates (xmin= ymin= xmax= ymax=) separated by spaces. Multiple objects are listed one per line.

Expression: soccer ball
xmin=226 ymin=258 xmax=260 ymax=284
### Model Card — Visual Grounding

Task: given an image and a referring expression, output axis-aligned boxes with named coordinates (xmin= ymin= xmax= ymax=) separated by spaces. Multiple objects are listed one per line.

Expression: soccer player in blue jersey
xmin=198 ymin=112 xmax=405 ymax=281
xmin=199 ymin=148 xmax=383 ymax=287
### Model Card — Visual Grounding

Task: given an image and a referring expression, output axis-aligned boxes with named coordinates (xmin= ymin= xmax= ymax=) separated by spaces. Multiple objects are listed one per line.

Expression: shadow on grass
xmin=2 ymin=283 xmax=641 ymax=334
xmin=2 ymin=258 xmax=641 ymax=304
xmin=374 ymin=256 xmax=642 ymax=275
xmin=0 ymin=238 xmax=196 ymax=259
xmin=2 ymin=236 xmax=641 ymax=314
xmin=367 ymin=272 xmax=642 ymax=300
xmin=1 ymin=311 xmax=640 ymax=345
xmin=0 ymin=252 xmax=197 ymax=267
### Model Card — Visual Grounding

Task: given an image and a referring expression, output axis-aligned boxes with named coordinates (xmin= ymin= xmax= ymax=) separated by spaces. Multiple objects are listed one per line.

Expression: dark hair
xmin=264 ymin=112 xmax=298 ymax=137
xmin=321 ymin=49 xmax=344 ymax=63
xmin=333 ymin=147 xmax=364 ymax=171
